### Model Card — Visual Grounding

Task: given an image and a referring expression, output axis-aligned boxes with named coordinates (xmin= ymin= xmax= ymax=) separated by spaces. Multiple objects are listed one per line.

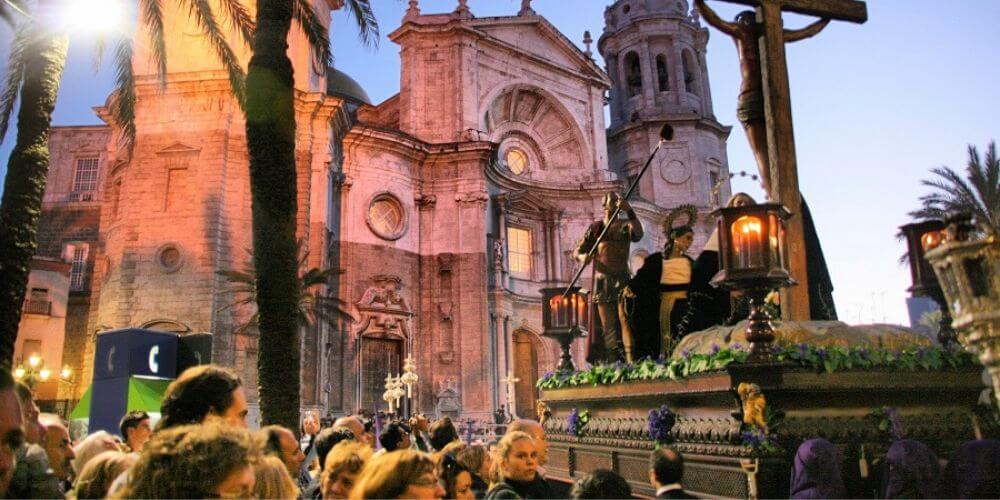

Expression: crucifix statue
xmin=500 ymin=371 xmax=521 ymax=415
xmin=695 ymin=0 xmax=866 ymax=320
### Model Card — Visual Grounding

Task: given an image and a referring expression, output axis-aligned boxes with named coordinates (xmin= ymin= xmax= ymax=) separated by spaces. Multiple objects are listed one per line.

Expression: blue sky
xmin=2 ymin=0 xmax=998 ymax=325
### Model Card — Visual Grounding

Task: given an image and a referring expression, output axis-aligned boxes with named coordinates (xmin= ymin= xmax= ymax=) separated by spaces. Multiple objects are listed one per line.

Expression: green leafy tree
xmin=910 ymin=141 xmax=999 ymax=236
xmin=0 ymin=0 xmax=251 ymax=369
xmin=244 ymin=0 xmax=376 ymax=431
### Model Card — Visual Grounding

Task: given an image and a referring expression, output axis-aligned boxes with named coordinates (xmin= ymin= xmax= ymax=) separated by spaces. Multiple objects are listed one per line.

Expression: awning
xmin=68 ymin=376 xmax=171 ymax=420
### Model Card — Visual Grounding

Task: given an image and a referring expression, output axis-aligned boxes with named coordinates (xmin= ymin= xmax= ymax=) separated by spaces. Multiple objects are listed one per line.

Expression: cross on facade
xmin=704 ymin=0 xmax=866 ymax=319
xmin=500 ymin=371 xmax=521 ymax=414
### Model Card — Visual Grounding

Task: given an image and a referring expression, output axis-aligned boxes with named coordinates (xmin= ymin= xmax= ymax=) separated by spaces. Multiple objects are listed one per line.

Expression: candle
xmin=732 ymin=216 xmax=763 ymax=269
xmin=920 ymin=230 xmax=943 ymax=251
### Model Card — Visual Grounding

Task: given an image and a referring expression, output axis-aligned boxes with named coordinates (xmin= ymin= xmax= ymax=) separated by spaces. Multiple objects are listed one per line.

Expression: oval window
xmin=506 ymin=148 xmax=528 ymax=175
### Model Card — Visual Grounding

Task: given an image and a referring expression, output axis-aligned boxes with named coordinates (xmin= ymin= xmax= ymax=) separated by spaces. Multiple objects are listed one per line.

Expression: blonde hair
xmin=73 ymin=451 xmax=137 ymax=499
xmin=72 ymin=430 xmax=120 ymax=475
xmin=493 ymin=431 xmax=534 ymax=480
xmin=349 ymin=449 xmax=435 ymax=500
xmin=322 ymin=441 xmax=372 ymax=482
xmin=254 ymin=455 xmax=299 ymax=500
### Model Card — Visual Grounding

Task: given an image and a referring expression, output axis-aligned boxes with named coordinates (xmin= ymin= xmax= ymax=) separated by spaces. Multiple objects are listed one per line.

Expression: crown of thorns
xmin=663 ymin=204 xmax=698 ymax=237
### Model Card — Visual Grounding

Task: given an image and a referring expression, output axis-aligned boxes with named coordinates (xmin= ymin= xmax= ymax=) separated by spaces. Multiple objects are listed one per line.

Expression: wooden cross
xmin=500 ymin=371 xmax=521 ymax=414
xmin=710 ymin=0 xmax=866 ymax=319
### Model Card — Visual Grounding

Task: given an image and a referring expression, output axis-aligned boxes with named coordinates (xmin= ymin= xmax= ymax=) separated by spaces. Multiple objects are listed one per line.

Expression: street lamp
xmin=900 ymin=219 xmax=954 ymax=344
xmin=13 ymin=354 xmax=55 ymax=389
xmin=711 ymin=203 xmax=796 ymax=360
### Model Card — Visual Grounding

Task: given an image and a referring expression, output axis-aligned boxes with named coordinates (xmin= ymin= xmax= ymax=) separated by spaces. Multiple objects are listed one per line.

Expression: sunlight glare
xmin=61 ymin=0 xmax=127 ymax=35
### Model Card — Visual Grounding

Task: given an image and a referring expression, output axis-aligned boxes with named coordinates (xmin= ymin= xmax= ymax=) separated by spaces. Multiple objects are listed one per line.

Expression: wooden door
xmin=512 ymin=330 xmax=539 ymax=418
xmin=360 ymin=337 xmax=402 ymax=413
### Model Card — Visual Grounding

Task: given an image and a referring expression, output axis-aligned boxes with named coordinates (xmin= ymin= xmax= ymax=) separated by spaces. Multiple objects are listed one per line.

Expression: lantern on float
xmin=541 ymin=286 xmax=589 ymax=372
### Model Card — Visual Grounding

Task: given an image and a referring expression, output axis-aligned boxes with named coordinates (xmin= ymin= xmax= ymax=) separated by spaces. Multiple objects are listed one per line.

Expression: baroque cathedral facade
xmin=35 ymin=0 xmax=730 ymax=422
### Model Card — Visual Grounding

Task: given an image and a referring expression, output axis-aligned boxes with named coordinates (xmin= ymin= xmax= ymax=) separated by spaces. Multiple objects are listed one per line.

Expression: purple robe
xmin=790 ymin=438 xmax=847 ymax=499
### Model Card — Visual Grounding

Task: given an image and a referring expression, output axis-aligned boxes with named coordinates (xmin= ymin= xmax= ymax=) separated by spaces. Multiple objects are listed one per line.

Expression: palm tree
xmin=910 ymin=141 xmax=999 ymax=236
xmin=0 ymin=0 xmax=252 ymax=369
xmin=217 ymin=244 xmax=351 ymax=334
xmin=245 ymin=0 xmax=376 ymax=432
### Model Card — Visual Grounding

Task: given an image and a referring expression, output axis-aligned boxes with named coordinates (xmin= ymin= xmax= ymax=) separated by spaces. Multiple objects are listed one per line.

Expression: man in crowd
xmin=158 ymin=365 xmax=248 ymax=430
xmin=429 ymin=416 xmax=459 ymax=451
xmin=258 ymin=425 xmax=307 ymax=488
xmin=119 ymin=410 xmax=152 ymax=452
xmin=332 ymin=416 xmax=369 ymax=446
xmin=650 ymin=446 xmax=693 ymax=498
xmin=378 ymin=421 xmax=411 ymax=453
xmin=8 ymin=382 xmax=61 ymax=498
xmin=408 ymin=413 xmax=431 ymax=452
xmin=0 ymin=370 xmax=24 ymax=497
xmin=39 ymin=414 xmax=75 ymax=494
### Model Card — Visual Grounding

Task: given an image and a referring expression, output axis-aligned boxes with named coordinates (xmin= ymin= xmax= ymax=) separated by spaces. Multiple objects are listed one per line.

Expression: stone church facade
xmin=35 ymin=0 xmax=730 ymax=421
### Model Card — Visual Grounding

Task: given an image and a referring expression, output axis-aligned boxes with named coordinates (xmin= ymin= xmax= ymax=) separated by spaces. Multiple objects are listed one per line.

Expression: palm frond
xmin=91 ymin=35 xmax=107 ymax=73
xmin=139 ymin=0 xmax=168 ymax=88
xmin=185 ymin=0 xmax=246 ymax=108
xmin=109 ymin=37 xmax=138 ymax=155
xmin=217 ymin=0 xmax=254 ymax=47
xmin=342 ymin=0 xmax=379 ymax=49
xmin=0 ymin=23 xmax=27 ymax=144
xmin=0 ymin=0 xmax=28 ymax=27
xmin=911 ymin=141 xmax=1000 ymax=237
xmin=292 ymin=0 xmax=332 ymax=70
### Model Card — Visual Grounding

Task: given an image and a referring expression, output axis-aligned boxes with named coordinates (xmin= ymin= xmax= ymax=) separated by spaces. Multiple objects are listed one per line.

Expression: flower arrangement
xmin=567 ymin=408 xmax=590 ymax=437
xmin=536 ymin=343 xmax=978 ymax=390
xmin=647 ymin=404 xmax=676 ymax=445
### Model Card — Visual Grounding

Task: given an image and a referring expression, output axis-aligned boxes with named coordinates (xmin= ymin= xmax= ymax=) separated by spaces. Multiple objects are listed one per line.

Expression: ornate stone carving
xmin=414 ymin=193 xmax=437 ymax=210
xmin=355 ymin=275 xmax=413 ymax=340
xmin=454 ymin=191 xmax=489 ymax=205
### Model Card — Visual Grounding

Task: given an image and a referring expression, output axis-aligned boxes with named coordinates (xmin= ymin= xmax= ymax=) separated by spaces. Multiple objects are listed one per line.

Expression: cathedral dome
xmin=326 ymin=67 xmax=371 ymax=105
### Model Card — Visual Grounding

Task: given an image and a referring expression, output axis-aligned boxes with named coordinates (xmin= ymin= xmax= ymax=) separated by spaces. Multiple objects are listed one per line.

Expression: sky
xmin=1 ymin=0 xmax=998 ymax=326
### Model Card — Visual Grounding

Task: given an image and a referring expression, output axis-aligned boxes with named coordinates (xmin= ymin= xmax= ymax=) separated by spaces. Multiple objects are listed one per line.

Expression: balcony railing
xmin=23 ymin=299 xmax=51 ymax=316
xmin=66 ymin=191 xmax=94 ymax=202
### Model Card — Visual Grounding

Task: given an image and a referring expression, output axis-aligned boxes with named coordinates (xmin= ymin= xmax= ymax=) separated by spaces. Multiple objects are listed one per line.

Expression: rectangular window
xmin=506 ymin=226 xmax=532 ymax=278
xmin=24 ymin=289 xmax=50 ymax=315
xmin=165 ymin=168 xmax=188 ymax=210
xmin=73 ymin=158 xmax=99 ymax=193
xmin=709 ymin=170 xmax=720 ymax=205
xmin=22 ymin=339 xmax=41 ymax=359
xmin=70 ymin=245 xmax=87 ymax=291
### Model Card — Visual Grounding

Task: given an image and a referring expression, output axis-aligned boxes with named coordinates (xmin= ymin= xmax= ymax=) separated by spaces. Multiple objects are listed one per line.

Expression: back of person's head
xmin=789 ymin=438 xmax=846 ymax=499
xmin=379 ymin=421 xmax=405 ymax=452
xmin=157 ymin=365 xmax=241 ymax=430
xmin=650 ymin=446 xmax=684 ymax=486
xmin=440 ymin=453 xmax=472 ymax=499
xmin=12 ymin=381 xmax=32 ymax=406
xmin=429 ymin=417 xmax=459 ymax=451
xmin=349 ymin=448 xmax=436 ymax=500
xmin=570 ymin=468 xmax=632 ymax=499
xmin=119 ymin=410 xmax=148 ymax=440
xmin=884 ymin=439 xmax=940 ymax=499
xmin=254 ymin=455 xmax=298 ymax=500
xmin=112 ymin=423 xmax=259 ymax=499
xmin=257 ymin=424 xmax=288 ymax=457
xmin=941 ymin=439 xmax=1000 ymax=498
xmin=72 ymin=430 xmax=120 ymax=476
xmin=73 ymin=451 xmax=136 ymax=500
xmin=456 ymin=443 xmax=488 ymax=477
xmin=316 ymin=427 xmax=357 ymax=470
xmin=436 ymin=440 xmax=467 ymax=465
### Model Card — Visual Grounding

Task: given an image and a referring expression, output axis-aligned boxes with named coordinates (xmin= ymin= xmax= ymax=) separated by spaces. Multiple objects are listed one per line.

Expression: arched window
xmin=624 ymin=51 xmax=642 ymax=97
xmin=656 ymin=55 xmax=669 ymax=91
xmin=683 ymin=50 xmax=699 ymax=95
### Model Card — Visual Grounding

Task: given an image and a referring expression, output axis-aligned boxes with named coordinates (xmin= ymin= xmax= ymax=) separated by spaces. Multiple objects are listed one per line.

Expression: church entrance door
xmin=360 ymin=337 xmax=402 ymax=413
xmin=512 ymin=329 xmax=539 ymax=418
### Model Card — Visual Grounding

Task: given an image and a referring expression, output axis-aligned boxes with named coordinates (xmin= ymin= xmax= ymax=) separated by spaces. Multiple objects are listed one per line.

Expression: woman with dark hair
xmin=456 ymin=444 xmax=491 ymax=498
xmin=623 ymin=205 xmax=698 ymax=359
xmin=112 ymin=424 xmax=259 ymax=499
xmin=157 ymin=365 xmax=247 ymax=430
xmin=440 ymin=454 xmax=476 ymax=500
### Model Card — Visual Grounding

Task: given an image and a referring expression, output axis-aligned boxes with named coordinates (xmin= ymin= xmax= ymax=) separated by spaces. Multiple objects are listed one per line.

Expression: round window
xmin=366 ymin=193 xmax=408 ymax=240
xmin=506 ymin=148 xmax=528 ymax=175
xmin=155 ymin=244 xmax=184 ymax=273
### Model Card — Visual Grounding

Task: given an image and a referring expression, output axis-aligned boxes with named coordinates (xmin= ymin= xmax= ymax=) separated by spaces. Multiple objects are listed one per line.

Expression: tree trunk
xmin=0 ymin=22 xmax=68 ymax=370
xmin=246 ymin=0 xmax=301 ymax=432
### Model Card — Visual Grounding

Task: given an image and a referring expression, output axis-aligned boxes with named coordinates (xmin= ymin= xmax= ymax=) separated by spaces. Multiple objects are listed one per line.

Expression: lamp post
xmin=924 ymin=213 xmax=1000 ymax=406
xmin=899 ymin=220 xmax=955 ymax=344
xmin=13 ymin=354 xmax=56 ymax=389
xmin=541 ymin=286 xmax=589 ymax=372
xmin=711 ymin=203 xmax=796 ymax=360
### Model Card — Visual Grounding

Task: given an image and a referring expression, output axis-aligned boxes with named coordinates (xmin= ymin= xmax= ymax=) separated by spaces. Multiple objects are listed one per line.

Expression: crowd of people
xmin=2 ymin=365 xmax=997 ymax=499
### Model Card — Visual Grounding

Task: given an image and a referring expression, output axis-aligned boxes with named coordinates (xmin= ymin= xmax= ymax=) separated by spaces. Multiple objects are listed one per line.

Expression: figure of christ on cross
xmin=695 ymin=0 xmax=866 ymax=320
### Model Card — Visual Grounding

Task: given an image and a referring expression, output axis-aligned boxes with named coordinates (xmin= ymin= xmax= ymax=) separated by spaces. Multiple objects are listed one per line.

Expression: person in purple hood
xmin=940 ymin=439 xmax=1000 ymax=499
xmin=790 ymin=438 xmax=847 ymax=499
xmin=883 ymin=439 xmax=941 ymax=498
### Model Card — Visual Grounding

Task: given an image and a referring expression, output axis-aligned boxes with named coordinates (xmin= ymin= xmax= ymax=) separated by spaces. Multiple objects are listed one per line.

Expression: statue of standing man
xmin=576 ymin=192 xmax=643 ymax=364
xmin=694 ymin=0 xmax=829 ymax=194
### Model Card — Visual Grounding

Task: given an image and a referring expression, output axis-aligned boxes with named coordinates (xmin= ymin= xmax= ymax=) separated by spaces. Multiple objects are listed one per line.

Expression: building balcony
xmin=23 ymin=299 xmax=51 ymax=316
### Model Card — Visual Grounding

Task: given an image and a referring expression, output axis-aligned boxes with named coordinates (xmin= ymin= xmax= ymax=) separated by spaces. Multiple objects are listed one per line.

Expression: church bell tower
xmin=600 ymin=0 xmax=732 ymax=234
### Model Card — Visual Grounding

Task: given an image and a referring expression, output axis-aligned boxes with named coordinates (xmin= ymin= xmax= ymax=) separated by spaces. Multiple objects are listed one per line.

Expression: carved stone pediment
xmin=495 ymin=190 xmax=563 ymax=218
xmin=355 ymin=275 xmax=414 ymax=340
xmin=155 ymin=142 xmax=201 ymax=156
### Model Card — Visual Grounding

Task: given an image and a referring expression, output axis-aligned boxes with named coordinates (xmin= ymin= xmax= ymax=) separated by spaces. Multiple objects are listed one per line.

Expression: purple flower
xmin=857 ymin=347 xmax=870 ymax=359
xmin=647 ymin=405 xmax=676 ymax=444
xmin=568 ymin=408 xmax=582 ymax=437
xmin=680 ymin=349 xmax=692 ymax=360
xmin=711 ymin=344 xmax=721 ymax=354
xmin=543 ymin=370 xmax=554 ymax=379
xmin=797 ymin=343 xmax=810 ymax=358
xmin=656 ymin=354 xmax=667 ymax=364
xmin=915 ymin=347 xmax=927 ymax=359
xmin=816 ymin=347 xmax=829 ymax=359
xmin=731 ymin=343 xmax=744 ymax=351
xmin=614 ymin=360 xmax=624 ymax=370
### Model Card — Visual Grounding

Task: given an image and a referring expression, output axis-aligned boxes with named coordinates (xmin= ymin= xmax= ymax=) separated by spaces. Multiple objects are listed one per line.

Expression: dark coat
xmin=656 ymin=487 xmax=696 ymax=499
xmin=626 ymin=253 xmax=693 ymax=360
xmin=484 ymin=475 xmax=557 ymax=500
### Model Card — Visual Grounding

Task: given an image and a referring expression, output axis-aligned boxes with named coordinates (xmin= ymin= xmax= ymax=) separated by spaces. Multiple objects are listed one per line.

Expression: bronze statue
xmin=694 ymin=0 xmax=829 ymax=194
xmin=576 ymin=192 xmax=643 ymax=363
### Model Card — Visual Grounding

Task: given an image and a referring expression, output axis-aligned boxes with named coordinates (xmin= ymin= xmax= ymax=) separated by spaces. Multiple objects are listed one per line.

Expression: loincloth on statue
xmin=737 ymin=88 xmax=765 ymax=125
xmin=592 ymin=273 xmax=630 ymax=304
